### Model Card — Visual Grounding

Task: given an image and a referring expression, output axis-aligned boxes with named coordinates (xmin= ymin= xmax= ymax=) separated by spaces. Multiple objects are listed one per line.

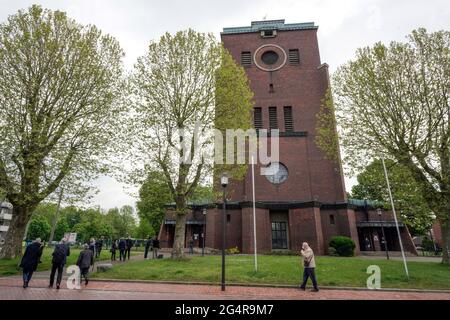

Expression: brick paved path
xmin=1 ymin=277 xmax=449 ymax=300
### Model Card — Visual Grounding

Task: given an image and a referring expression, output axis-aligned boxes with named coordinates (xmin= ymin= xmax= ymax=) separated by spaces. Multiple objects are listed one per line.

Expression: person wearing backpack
xmin=49 ymin=238 xmax=70 ymax=289
xmin=299 ymin=242 xmax=319 ymax=292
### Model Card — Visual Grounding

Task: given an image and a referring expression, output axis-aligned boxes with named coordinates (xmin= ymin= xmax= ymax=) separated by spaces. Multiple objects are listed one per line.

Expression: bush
xmin=226 ymin=246 xmax=240 ymax=254
xmin=329 ymin=236 xmax=356 ymax=257
xmin=327 ymin=246 xmax=338 ymax=256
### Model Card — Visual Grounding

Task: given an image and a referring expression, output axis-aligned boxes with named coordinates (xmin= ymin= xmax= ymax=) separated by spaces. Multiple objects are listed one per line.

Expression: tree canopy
xmin=0 ymin=5 xmax=125 ymax=258
xmin=128 ymin=29 xmax=253 ymax=258
xmin=317 ymin=28 xmax=450 ymax=263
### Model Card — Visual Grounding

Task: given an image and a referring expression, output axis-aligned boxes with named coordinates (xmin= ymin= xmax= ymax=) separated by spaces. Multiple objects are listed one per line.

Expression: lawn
xmin=0 ymin=247 xmax=136 ymax=276
xmin=92 ymin=255 xmax=450 ymax=290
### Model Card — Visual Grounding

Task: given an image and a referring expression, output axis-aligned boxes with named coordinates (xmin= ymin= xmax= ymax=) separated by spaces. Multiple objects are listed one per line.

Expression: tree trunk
xmin=171 ymin=213 xmax=187 ymax=259
xmin=0 ymin=206 xmax=30 ymax=259
xmin=441 ymin=220 xmax=450 ymax=265
xmin=49 ymin=188 xmax=64 ymax=243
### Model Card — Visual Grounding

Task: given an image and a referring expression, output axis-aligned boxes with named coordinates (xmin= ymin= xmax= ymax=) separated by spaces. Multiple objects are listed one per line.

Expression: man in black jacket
xmin=20 ymin=238 xmax=43 ymax=288
xmin=95 ymin=237 xmax=103 ymax=258
xmin=144 ymin=236 xmax=153 ymax=259
xmin=118 ymin=238 xmax=126 ymax=261
xmin=77 ymin=244 xmax=94 ymax=286
xmin=49 ymin=238 xmax=70 ymax=289
xmin=125 ymin=235 xmax=133 ymax=260
xmin=152 ymin=237 xmax=160 ymax=259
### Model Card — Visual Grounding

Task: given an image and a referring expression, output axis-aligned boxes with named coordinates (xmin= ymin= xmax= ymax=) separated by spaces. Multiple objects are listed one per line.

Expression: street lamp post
xmin=220 ymin=172 xmax=228 ymax=291
xmin=377 ymin=208 xmax=389 ymax=260
xmin=429 ymin=213 xmax=437 ymax=255
xmin=202 ymin=207 xmax=207 ymax=257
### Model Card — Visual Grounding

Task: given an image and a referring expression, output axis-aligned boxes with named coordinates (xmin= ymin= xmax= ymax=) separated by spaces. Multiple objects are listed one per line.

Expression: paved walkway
xmin=1 ymin=277 xmax=449 ymax=300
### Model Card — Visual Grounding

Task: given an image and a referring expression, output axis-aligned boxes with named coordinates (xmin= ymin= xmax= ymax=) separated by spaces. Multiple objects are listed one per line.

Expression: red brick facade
xmin=159 ymin=20 xmax=417 ymax=255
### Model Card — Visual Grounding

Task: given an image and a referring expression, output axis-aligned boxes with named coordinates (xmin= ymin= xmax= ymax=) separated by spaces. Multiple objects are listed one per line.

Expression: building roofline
xmin=221 ymin=19 xmax=318 ymax=35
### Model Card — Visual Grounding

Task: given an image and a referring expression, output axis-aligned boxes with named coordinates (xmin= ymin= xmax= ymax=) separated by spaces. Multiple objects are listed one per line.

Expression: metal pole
xmin=381 ymin=157 xmax=409 ymax=278
xmin=221 ymin=189 xmax=226 ymax=291
xmin=251 ymin=155 xmax=258 ymax=272
xmin=379 ymin=212 xmax=389 ymax=260
xmin=202 ymin=210 xmax=206 ymax=257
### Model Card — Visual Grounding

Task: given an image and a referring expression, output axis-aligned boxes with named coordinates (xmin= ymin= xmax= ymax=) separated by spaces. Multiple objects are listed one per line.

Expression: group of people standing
xmin=110 ymin=235 xmax=135 ymax=261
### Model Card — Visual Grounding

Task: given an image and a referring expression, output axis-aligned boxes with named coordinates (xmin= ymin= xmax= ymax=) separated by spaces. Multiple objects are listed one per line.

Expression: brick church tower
xmin=218 ymin=19 xmax=359 ymax=254
xmin=160 ymin=19 xmax=418 ymax=256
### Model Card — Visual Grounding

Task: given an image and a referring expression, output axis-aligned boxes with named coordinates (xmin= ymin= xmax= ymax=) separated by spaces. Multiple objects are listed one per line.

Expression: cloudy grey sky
xmin=1 ymin=0 xmax=448 ymax=210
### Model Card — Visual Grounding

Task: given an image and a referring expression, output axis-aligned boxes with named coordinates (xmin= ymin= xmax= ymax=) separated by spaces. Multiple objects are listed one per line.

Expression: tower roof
xmin=222 ymin=19 xmax=317 ymax=35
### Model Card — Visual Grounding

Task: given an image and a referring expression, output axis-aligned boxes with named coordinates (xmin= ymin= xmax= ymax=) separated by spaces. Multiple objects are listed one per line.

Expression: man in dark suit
xmin=77 ymin=244 xmax=94 ymax=286
xmin=118 ymin=238 xmax=126 ymax=261
xmin=144 ymin=235 xmax=153 ymax=259
xmin=20 ymin=238 xmax=44 ymax=288
xmin=49 ymin=238 xmax=70 ymax=289
xmin=125 ymin=235 xmax=133 ymax=260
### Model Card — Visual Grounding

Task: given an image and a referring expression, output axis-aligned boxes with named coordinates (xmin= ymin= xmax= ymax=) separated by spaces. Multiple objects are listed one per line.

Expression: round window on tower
xmin=265 ymin=162 xmax=289 ymax=184
xmin=261 ymin=50 xmax=279 ymax=65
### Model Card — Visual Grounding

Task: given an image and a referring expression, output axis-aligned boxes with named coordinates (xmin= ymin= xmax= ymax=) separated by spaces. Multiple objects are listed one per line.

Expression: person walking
xmin=110 ymin=239 xmax=117 ymax=261
xmin=49 ymin=238 xmax=70 ymax=290
xmin=125 ymin=235 xmax=133 ymax=260
xmin=188 ymin=237 xmax=194 ymax=255
xmin=76 ymin=244 xmax=94 ymax=286
xmin=19 ymin=238 xmax=44 ymax=288
xmin=89 ymin=238 xmax=96 ymax=257
xmin=152 ymin=236 xmax=160 ymax=259
xmin=118 ymin=238 xmax=126 ymax=262
xmin=299 ymin=242 xmax=319 ymax=292
xmin=95 ymin=236 xmax=104 ymax=259
xmin=144 ymin=236 xmax=153 ymax=259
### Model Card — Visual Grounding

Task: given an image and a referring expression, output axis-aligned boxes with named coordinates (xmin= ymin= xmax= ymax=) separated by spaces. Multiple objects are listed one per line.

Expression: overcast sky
xmin=1 ymin=0 xmax=448 ymax=210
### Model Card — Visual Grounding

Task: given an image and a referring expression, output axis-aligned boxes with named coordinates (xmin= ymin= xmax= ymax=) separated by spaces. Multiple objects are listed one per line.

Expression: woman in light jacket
xmin=300 ymin=242 xmax=319 ymax=292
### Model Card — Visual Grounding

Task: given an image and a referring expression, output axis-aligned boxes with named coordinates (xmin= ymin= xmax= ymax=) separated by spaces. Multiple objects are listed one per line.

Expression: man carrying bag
xmin=300 ymin=242 xmax=319 ymax=292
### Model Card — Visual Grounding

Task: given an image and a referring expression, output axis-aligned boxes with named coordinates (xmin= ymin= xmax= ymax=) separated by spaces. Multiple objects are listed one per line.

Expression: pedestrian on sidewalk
xmin=144 ymin=235 xmax=153 ymax=259
xmin=49 ymin=238 xmax=70 ymax=290
xmin=152 ymin=236 xmax=160 ymax=259
xmin=299 ymin=242 xmax=319 ymax=292
xmin=110 ymin=239 xmax=117 ymax=261
xmin=125 ymin=235 xmax=133 ymax=260
xmin=118 ymin=238 xmax=126 ymax=261
xmin=77 ymin=244 xmax=94 ymax=286
xmin=19 ymin=238 xmax=43 ymax=288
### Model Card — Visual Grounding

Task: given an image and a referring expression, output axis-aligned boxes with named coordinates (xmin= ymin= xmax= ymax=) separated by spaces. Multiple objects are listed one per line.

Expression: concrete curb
xmin=89 ymin=277 xmax=450 ymax=294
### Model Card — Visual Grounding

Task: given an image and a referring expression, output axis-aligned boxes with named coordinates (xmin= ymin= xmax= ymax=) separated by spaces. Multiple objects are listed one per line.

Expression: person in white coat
xmin=300 ymin=242 xmax=319 ymax=292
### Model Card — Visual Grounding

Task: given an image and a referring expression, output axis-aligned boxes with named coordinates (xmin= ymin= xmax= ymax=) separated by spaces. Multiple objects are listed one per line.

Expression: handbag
xmin=304 ymin=253 xmax=314 ymax=267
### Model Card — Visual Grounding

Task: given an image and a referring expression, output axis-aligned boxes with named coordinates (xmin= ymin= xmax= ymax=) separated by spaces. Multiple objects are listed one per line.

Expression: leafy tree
xmin=316 ymin=29 xmax=450 ymax=263
xmin=135 ymin=219 xmax=154 ymax=239
xmin=351 ymin=159 xmax=433 ymax=235
xmin=136 ymin=170 xmax=173 ymax=237
xmin=54 ymin=218 xmax=70 ymax=242
xmin=26 ymin=215 xmax=51 ymax=241
xmin=105 ymin=206 xmax=137 ymax=239
xmin=73 ymin=208 xmax=112 ymax=243
xmin=128 ymin=30 xmax=253 ymax=258
xmin=0 ymin=5 xmax=125 ymax=258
